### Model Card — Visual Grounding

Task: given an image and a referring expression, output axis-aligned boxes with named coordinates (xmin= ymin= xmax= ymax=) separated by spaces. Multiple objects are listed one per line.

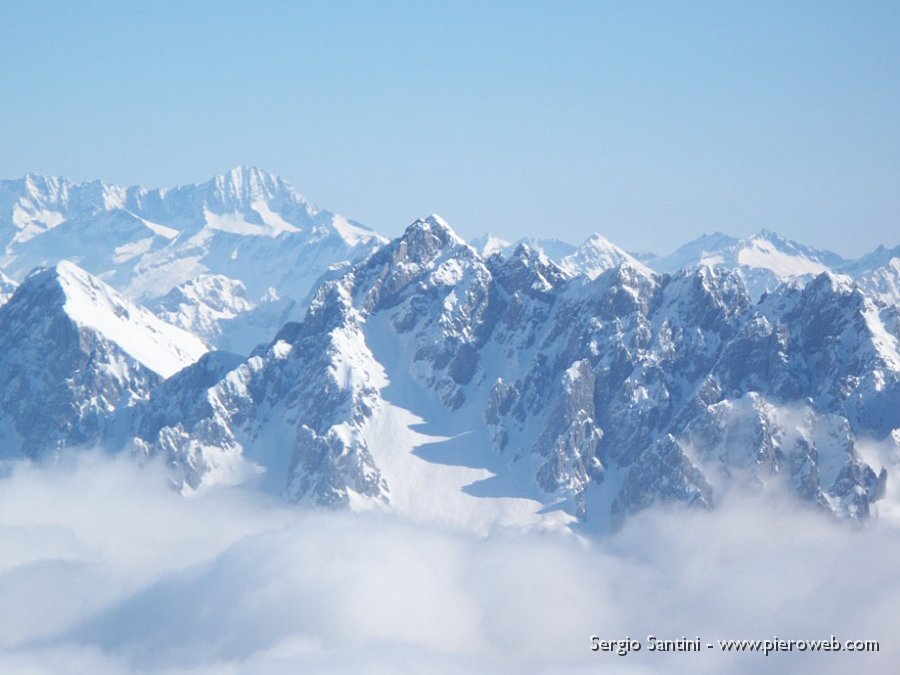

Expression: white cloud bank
xmin=0 ymin=451 xmax=898 ymax=675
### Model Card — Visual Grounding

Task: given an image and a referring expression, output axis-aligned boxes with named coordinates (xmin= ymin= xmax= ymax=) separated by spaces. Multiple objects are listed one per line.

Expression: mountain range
xmin=0 ymin=166 xmax=384 ymax=352
xmin=0 ymin=168 xmax=897 ymax=532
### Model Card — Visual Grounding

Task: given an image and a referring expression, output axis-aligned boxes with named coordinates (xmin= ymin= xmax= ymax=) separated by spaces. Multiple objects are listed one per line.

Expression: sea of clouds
xmin=0 ymin=451 xmax=897 ymax=675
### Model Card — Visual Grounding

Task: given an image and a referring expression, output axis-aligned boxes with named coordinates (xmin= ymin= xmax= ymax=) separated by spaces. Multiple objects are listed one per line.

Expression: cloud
xmin=0 ymin=452 xmax=897 ymax=674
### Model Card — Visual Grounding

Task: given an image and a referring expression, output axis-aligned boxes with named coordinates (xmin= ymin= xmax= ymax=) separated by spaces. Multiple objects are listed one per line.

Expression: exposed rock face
xmin=0 ymin=262 xmax=207 ymax=457
xmin=117 ymin=217 xmax=897 ymax=526
xmin=4 ymin=170 xmax=898 ymax=530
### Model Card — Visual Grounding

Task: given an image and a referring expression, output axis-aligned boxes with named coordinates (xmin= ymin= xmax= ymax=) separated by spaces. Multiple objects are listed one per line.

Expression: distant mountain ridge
xmin=0 ymin=166 xmax=385 ymax=352
xmin=479 ymin=227 xmax=899 ymax=306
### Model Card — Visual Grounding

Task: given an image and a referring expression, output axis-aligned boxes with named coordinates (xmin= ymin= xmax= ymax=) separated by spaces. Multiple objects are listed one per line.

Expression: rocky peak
xmin=491 ymin=243 xmax=570 ymax=295
xmin=399 ymin=214 xmax=467 ymax=256
xmin=12 ymin=261 xmax=208 ymax=378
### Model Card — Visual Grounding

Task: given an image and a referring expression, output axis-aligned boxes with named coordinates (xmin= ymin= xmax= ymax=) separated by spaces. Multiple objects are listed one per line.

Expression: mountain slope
xmin=0 ymin=262 xmax=207 ymax=458
xmin=1 ymin=167 xmax=895 ymax=529
xmin=122 ymin=217 xmax=894 ymax=529
xmin=0 ymin=167 xmax=386 ymax=351
xmin=0 ymin=270 xmax=15 ymax=306
xmin=558 ymin=233 xmax=652 ymax=278
xmin=149 ymin=274 xmax=256 ymax=347
xmin=840 ymin=244 xmax=900 ymax=305
xmin=471 ymin=235 xmax=576 ymax=263
xmin=473 ymin=232 xmax=649 ymax=280
xmin=650 ymin=230 xmax=849 ymax=300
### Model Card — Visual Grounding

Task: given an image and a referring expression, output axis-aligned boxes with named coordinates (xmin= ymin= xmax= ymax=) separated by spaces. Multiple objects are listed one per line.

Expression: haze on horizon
xmin=1 ymin=0 xmax=898 ymax=258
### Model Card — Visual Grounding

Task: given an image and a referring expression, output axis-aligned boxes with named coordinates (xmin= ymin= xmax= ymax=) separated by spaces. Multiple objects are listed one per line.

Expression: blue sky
xmin=1 ymin=1 xmax=897 ymax=256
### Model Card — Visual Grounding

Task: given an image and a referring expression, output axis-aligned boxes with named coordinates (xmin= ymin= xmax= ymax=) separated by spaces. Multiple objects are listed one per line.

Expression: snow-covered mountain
xmin=0 ymin=166 xmax=896 ymax=530
xmin=840 ymin=244 xmax=900 ymax=305
xmin=0 ymin=262 xmax=207 ymax=458
xmin=472 ymin=235 xmax=577 ymax=263
xmin=645 ymin=230 xmax=900 ymax=308
xmin=475 ymin=229 xmax=900 ymax=307
xmin=149 ymin=274 xmax=255 ymax=347
xmin=473 ymin=232 xmax=649 ymax=280
xmin=113 ymin=216 xmax=896 ymax=529
xmin=558 ymin=233 xmax=652 ymax=279
xmin=0 ymin=270 xmax=15 ymax=306
xmin=648 ymin=229 xmax=849 ymax=300
xmin=0 ymin=167 xmax=385 ymax=351
xmin=470 ymin=233 xmax=513 ymax=257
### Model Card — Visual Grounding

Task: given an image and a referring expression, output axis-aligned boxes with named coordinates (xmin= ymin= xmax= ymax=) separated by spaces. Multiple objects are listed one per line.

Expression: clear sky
xmin=1 ymin=0 xmax=898 ymax=256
